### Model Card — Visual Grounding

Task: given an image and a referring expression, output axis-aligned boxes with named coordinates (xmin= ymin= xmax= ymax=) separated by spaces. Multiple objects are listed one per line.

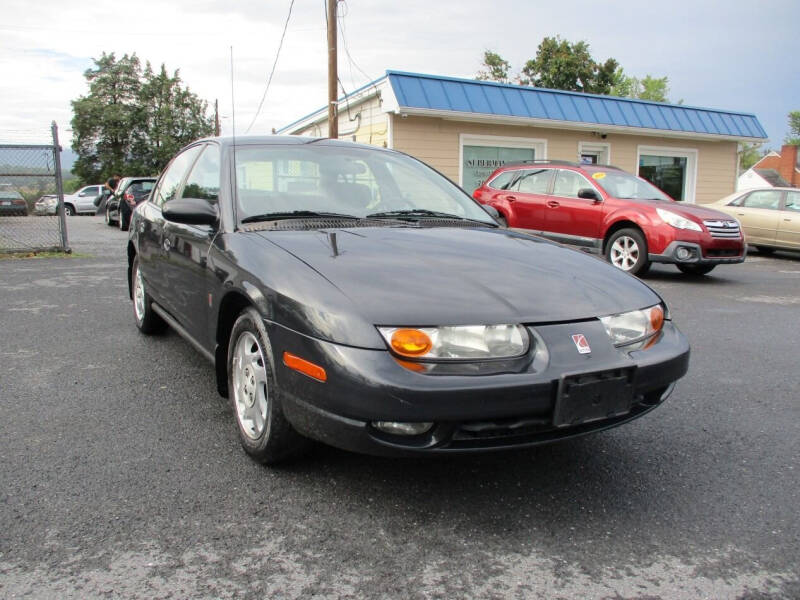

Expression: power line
xmin=337 ymin=0 xmax=373 ymax=85
xmin=244 ymin=0 xmax=295 ymax=134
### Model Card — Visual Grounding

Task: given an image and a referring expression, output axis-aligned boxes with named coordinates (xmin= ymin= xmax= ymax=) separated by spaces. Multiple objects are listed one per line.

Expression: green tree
xmin=135 ymin=63 xmax=215 ymax=174
xmin=71 ymin=53 xmax=142 ymax=183
xmin=518 ymin=37 xmax=618 ymax=94
xmin=611 ymin=70 xmax=672 ymax=102
xmin=71 ymin=52 xmax=214 ymax=184
xmin=738 ymin=142 xmax=764 ymax=172
xmin=786 ymin=110 xmax=800 ymax=145
xmin=476 ymin=50 xmax=511 ymax=84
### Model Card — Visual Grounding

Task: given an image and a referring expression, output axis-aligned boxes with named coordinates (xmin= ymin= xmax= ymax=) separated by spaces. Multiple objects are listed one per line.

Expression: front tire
xmin=677 ymin=264 xmax=716 ymax=276
xmin=131 ymin=256 xmax=165 ymax=334
xmin=64 ymin=204 xmax=75 ymax=216
xmin=605 ymin=228 xmax=650 ymax=276
xmin=227 ymin=308 xmax=309 ymax=464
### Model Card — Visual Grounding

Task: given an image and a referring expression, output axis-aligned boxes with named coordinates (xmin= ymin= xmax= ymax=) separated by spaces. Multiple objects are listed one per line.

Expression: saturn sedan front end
xmin=128 ymin=135 xmax=690 ymax=464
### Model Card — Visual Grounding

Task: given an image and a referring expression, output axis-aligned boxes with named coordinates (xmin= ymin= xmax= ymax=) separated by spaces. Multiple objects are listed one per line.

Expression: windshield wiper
xmin=241 ymin=210 xmax=362 ymax=224
xmin=366 ymin=209 xmax=496 ymax=226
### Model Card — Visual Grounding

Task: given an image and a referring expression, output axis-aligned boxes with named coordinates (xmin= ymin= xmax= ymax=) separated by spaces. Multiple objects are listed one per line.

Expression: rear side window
xmin=487 ymin=171 xmax=516 ymax=190
xmin=785 ymin=191 xmax=800 ymax=212
xmin=515 ymin=169 xmax=552 ymax=194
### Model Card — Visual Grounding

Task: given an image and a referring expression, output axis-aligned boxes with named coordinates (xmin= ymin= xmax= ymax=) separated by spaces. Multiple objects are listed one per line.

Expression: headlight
xmin=599 ymin=305 xmax=665 ymax=347
xmin=656 ymin=208 xmax=702 ymax=231
xmin=377 ymin=325 xmax=529 ymax=360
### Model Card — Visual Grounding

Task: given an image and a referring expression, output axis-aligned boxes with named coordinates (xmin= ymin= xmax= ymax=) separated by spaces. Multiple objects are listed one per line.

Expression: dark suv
xmin=473 ymin=161 xmax=745 ymax=276
xmin=106 ymin=177 xmax=156 ymax=230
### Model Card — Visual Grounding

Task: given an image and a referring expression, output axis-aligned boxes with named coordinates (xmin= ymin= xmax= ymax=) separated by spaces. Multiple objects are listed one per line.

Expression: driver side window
xmin=152 ymin=145 xmax=203 ymax=208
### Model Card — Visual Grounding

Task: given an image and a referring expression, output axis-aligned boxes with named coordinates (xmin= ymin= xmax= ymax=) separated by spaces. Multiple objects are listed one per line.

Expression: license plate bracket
xmin=553 ymin=367 xmax=636 ymax=428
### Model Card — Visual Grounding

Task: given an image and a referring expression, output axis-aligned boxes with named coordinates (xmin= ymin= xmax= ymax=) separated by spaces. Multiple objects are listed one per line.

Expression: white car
xmin=62 ymin=184 xmax=104 ymax=215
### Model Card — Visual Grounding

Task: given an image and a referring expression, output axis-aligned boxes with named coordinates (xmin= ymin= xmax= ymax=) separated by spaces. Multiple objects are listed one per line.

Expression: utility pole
xmin=214 ymin=99 xmax=220 ymax=136
xmin=327 ymin=0 xmax=338 ymax=139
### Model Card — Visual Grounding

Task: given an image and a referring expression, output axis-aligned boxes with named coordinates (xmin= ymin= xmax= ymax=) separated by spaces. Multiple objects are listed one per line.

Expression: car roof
xmin=496 ymin=160 xmax=627 ymax=172
xmin=193 ymin=134 xmax=393 ymax=154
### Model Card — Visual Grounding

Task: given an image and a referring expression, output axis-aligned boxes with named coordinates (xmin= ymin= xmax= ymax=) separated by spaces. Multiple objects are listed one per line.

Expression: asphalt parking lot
xmin=1 ymin=216 xmax=799 ymax=599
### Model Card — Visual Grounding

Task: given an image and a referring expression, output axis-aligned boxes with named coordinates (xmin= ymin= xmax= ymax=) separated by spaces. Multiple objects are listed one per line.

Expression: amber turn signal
xmin=283 ymin=352 xmax=327 ymax=382
xmin=649 ymin=306 xmax=665 ymax=332
xmin=390 ymin=329 xmax=433 ymax=357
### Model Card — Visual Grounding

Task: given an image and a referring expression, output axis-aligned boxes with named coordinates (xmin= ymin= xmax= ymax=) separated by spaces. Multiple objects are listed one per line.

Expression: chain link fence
xmin=0 ymin=123 xmax=69 ymax=253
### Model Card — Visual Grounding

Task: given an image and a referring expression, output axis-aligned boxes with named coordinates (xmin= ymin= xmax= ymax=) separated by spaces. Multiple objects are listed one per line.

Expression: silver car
xmin=62 ymin=184 xmax=103 ymax=215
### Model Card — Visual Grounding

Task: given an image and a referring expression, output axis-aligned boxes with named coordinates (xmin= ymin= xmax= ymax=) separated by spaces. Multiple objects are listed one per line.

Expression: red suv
xmin=473 ymin=161 xmax=745 ymax=276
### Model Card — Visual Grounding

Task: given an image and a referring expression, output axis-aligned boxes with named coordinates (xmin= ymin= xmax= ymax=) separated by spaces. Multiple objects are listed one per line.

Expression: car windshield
xmin=234 ymin=144 xmax=496 ymax=225
xmin=588 ymin=169 xmax=672 ymax=201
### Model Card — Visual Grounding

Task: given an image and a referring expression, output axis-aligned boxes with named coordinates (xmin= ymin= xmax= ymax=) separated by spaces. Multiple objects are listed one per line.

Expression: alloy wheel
xmin=609 ymin=235 xmax=640 ymax=271
xmin=232 ymin=331 xmax=269 ymax=440
xmin=133 ymin=266 xmax=146 ymax=323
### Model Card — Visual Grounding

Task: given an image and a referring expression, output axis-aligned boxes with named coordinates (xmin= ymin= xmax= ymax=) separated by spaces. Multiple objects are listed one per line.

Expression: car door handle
xmin=736 ymin=212 xmax=745 ymax=216
xmin=163 ymin=238 xmax=171 ymax=251
xmin=547 ymin=200 xmax=560 ymax=208
xmin=784 ymin=218 xmax=792 ymax=222
xmin=504 ymin=195 xmax=517 ymax=203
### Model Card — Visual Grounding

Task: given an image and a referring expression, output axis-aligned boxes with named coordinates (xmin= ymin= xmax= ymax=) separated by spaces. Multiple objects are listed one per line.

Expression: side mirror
xmin=163 ymin=198 xmax=218 ymax=227
xmin=482 ymin=204 xmax=501 ymax=219
xmin=578 ymin=187 xmax=601 ymax=202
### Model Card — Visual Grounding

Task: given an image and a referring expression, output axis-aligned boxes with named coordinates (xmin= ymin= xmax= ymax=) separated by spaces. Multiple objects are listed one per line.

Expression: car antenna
xmin=230 ymin=45 xmax=239 ymax=228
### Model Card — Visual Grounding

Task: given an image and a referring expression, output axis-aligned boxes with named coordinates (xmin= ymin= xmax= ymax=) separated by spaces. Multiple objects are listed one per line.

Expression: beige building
xmin=278 ymin=71 xmax=768 ymax=205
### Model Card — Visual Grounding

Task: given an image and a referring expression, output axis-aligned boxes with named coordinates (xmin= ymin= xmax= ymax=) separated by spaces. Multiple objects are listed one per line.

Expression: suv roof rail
xmin=500 ymin=160 xmax=625 ymax=171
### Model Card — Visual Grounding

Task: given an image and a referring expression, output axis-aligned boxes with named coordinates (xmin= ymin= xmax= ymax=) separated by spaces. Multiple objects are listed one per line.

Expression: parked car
xmin=473 ymin=161 xmax=746 ymax=276
xmin=106 ymin=177 xmax=156 ymax=230
xmin=128 ymin=136 xmax=689 ymax=464
xmin=0 ymin=188 xmax=28 ymax=216
xmin=62 ymin=184 xmax=103 ymax=215
xmin=710 ymin=187 xmax=799 ymax=254
xmin=34 ymin=194 xmax=59 ymax=215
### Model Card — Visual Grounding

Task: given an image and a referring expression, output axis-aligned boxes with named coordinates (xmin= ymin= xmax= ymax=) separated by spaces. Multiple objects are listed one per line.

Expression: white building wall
xmin=737 ymin=169 xmax=770 ymax=191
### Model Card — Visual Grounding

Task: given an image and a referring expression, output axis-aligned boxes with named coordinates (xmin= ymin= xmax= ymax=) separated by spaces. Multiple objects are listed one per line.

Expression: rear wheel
xmin=496 ymin=215 xmax=508 ymax=228
xmin=64 ymin=204 xmax=75 ymax=216
xmin=605 ymin=228 xmax=650 ymax=276
xmin=131 ymin=256 xmax=165 ymax=334
xmin=228 ymin=308 xmax=309 ymax=464
xmin=677 ymin=264 xmax=716 ymax=276
xmin=119 ymin=211 xmax=129 ymax=231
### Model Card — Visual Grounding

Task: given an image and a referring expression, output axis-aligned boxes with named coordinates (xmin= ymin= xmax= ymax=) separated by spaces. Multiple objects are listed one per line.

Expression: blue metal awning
xmin=386 ymin=70 xmax=768 ymax=140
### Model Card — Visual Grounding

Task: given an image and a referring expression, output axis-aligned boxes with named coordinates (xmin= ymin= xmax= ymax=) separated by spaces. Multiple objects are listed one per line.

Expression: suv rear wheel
xmin=605 ymin=228 xmax=650 ymax=276
xmin=131 ymin=256 xmax=166 ymax=334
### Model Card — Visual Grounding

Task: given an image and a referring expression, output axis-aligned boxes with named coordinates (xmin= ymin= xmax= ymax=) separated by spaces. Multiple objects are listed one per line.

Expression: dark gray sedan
xmin=127 ymin=136 xmax=689 ymax=464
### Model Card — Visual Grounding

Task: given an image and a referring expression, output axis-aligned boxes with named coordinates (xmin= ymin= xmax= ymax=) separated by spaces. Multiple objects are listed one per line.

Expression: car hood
xmin=255 ymin=226 xmax=661 ymax=328
xmin=634 ymin=198 xmax=737 ymax=222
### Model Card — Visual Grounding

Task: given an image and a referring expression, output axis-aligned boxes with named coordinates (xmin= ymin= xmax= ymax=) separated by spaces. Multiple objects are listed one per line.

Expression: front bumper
xmin=649 ymin=240 xmax=746 ymax=266
xmin=268 ymin=319 xmax=690 ymax=456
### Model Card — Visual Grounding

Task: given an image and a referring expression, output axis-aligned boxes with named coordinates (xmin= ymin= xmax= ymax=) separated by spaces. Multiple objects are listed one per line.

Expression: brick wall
xmin=754 ymin=144 xmax=799 ymax=186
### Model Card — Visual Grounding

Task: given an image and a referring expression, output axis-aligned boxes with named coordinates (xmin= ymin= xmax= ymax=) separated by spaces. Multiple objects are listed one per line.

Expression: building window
xmin=459 ymin=134 xmax=546 ymax=192
xmin=578 ymin=141 xmax=610 ymax=166
xmin=637 ymin=146 xmax=697 ymax=203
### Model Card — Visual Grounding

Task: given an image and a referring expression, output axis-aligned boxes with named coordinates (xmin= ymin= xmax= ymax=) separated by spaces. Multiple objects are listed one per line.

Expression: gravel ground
xmin=1 ymin=216 xmax=799 ymax=599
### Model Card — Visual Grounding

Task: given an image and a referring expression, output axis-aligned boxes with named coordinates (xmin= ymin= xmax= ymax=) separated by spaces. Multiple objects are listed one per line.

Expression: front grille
xmin=703 ymin=219 xmax=741 ymax=239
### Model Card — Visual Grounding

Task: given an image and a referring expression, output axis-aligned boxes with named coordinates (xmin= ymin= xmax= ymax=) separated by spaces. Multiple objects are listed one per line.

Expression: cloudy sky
xmin=1 ymin=0 xmax=798 ymax=148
